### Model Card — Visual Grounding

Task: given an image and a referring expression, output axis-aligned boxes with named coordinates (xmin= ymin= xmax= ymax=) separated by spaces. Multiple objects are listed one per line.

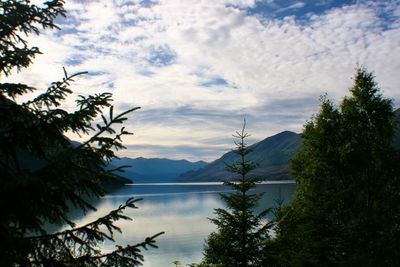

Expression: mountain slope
xmin=111 ymin=157 xmax=207 ymax=183
xmin=177 ymin=131 xmax=302 ymax=182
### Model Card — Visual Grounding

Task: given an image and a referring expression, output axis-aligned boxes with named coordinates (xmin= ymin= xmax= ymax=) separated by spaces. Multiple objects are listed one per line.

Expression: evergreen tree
xmin=1 ymin=1 xmax=162 ymax=265
xmin=202 ymin=122 xmax=272 ymax=266
xmin=272 ymin=67 xmax=400 ymax=266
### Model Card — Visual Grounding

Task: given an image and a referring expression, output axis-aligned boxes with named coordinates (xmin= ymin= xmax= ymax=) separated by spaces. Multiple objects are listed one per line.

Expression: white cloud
xmin=6 ymin=0 xmax=400 ymax=160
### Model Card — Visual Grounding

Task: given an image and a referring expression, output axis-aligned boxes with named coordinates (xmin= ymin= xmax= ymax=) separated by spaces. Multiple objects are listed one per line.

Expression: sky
xmin=8 ymin=0 xmax=400 ymax=162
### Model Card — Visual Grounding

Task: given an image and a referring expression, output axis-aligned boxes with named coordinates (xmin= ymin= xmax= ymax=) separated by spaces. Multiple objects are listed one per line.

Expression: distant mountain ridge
xmin=110 ymin=108 xmax=400 ymax=183
xmin=110 ymin=157 xmax=207 ymax=183
xmin=177 ymin=131 xmax=302 ymax=182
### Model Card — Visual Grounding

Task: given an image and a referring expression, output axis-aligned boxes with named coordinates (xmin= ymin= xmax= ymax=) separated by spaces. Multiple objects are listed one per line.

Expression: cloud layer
xmin=9 ymin=0 xmax=400 ymax=161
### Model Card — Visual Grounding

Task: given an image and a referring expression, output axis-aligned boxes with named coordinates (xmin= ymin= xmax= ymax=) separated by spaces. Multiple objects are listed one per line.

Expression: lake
xmin=72 ymin=182 xmax=296 ymax=267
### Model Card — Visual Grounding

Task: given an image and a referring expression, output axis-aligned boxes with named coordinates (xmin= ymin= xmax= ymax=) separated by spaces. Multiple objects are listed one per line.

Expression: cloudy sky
xmin=9 ymin=0 xmax=400 ymax=161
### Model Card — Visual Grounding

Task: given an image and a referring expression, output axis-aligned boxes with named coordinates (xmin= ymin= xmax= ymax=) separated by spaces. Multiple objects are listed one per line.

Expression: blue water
xmin=71 ymin=182 xmax=296 ymax=267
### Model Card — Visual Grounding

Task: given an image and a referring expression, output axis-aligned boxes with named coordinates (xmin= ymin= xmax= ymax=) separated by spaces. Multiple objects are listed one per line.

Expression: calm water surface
xmin=72 ymin=182 xmax=296 ymax=267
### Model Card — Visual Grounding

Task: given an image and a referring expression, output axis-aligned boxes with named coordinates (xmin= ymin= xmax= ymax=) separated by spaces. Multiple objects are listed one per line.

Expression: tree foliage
xmin=0 ymin=0 xmax=162 ymax=265
xmin=1 ymin=0 xmax=66 ymax=76
xmin=271 ymin=67 xmax=400 ymax=266
xmin=202 ymin=122 xmax=272 ymax=266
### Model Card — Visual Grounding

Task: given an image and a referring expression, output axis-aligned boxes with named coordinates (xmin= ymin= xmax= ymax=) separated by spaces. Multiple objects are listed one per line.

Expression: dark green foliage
xmin=1 ymin=0 xmax=66 ymax=76
xmin=271 ymin=68 xmax=400 ymax=266
xmin=202 ymin=122 xmax=272 ymax=266
xmin=0 ymin=1 xmax=162 ymax=265
xmin=393 ymin=108 xmax=400 ymax=148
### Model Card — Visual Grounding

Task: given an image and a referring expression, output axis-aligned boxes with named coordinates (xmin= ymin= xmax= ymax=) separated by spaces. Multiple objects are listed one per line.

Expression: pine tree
xmin=273 ymin=67 xmax=400 ymax=266
xmin=0 ymin=1 xmax=163 ymax=265
xmin=202 ymin=122 xmax=272 ymax=266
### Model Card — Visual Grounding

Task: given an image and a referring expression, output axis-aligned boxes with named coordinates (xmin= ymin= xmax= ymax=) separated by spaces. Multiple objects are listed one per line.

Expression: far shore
xmin=125 ymin=180 xmax=296 ymax=186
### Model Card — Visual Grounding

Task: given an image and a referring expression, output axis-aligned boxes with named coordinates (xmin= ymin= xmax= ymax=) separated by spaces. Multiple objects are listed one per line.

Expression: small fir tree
xmin=202 ymin=122 xmax=272 ymax=266
xmin=0 ymin=1 xmax=163 ymax=265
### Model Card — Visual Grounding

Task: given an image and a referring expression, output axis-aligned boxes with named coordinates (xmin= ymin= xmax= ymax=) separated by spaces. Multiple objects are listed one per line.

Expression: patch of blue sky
xmin=107 ymin=82 xmax=114 ymax=90
xmin=120 ymin=14 xmax=157 ymax=27
xmin=55 ymin=27 xmax=81 ymax=36
xmin=64 ymin=55 xmax=87 ymax=66
xmin=120 ymin=17 xmax=140 ymax=26
xmin=72 ymin=44 xmax=112 ymax=54
xmin=369 ymin=1 xmax=400 ymax=30
xmin=147 ymin=44 xmax=177 ymax=67
xmin=55 ymin=10 xmax=86 ymax=27
xmin=137 ymin=69 xmax=155 ymax=77
xmin=241 ymin=0 xmax=358 ymax=22
xmin=200 ymin=77 xmax=229 ymax=87
xmin=137 ymin=0 xmax=160 ymax=8
xmin=86 ymin=71 xmax=107 ymax=77
xmin=53 ymin=16 xmax=84 ymax=36
xmin=99 ymin=34 xmax=118 ymax=43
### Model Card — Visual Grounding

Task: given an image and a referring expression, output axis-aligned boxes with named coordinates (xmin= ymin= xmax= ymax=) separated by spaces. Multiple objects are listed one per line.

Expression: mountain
xmin=177 ymin=131 xmax=302 ymax=182
xmin=110 ymin=157 xmax=208 ymax=183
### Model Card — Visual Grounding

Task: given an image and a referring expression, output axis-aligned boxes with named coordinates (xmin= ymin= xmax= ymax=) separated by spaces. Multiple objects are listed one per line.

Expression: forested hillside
xmin=178 ymin=131 xmax=301 ymax=182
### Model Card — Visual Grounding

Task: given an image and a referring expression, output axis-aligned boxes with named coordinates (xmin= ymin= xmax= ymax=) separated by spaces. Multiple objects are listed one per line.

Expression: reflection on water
xmin=71 ymin=183 xmax=296 ymax=267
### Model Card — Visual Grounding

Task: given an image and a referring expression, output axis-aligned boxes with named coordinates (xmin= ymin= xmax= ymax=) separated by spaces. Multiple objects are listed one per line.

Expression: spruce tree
xmin=202 ymin=122 xmax=272 ymax=266
xmin=272 ymin=68 xmax=400 ymax=266
xmin=1 ymin=1 xmax=162 ymax=265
